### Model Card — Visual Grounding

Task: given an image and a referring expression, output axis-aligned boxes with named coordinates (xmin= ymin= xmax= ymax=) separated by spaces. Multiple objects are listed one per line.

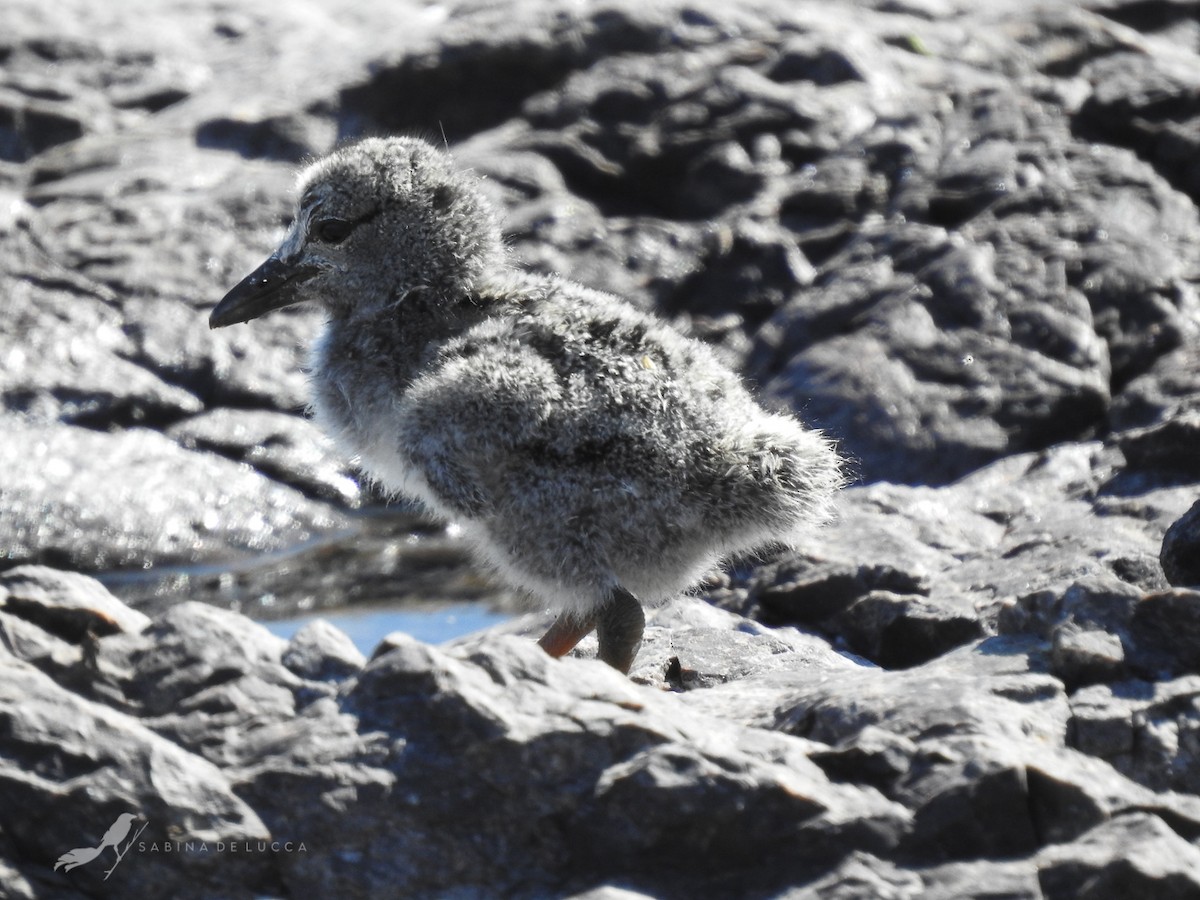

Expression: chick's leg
xmin=596 ymin=587 xmax=645 ymax=675
xmin=537 ymin=614 xmax=596 ymax=659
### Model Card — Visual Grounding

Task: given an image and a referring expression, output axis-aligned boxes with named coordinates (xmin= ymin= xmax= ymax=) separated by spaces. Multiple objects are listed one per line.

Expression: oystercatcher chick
xmin=210 ymin=137 xmax=842 ymax=674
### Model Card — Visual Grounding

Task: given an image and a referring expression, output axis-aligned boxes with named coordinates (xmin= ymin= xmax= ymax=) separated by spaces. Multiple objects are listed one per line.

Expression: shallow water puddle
xmin=262 ymin=601 xmax=512 ymax=654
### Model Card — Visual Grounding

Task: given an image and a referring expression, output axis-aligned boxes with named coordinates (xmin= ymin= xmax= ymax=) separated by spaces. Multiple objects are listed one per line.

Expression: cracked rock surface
xmin=2 ymin=0 xmax=1200 ymax=897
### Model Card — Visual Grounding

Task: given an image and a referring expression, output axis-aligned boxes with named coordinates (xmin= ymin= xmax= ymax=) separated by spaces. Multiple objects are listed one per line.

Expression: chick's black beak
xmin=209 ymin=256 xmax=319 ymax=329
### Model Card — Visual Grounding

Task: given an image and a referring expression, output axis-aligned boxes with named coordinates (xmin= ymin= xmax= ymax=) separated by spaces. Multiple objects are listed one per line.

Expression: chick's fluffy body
xmin=301 ymin=138 xmax=841 ymax=619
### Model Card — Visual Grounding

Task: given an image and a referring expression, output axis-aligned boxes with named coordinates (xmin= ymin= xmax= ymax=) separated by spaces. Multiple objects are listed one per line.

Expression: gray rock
xmin=727 ymin=442 xmax=1190 ymax=672
xmin=1110 ymin=344 xmax=1200 ymax=435
xmin=472 ymin=596 xmax=862 ymax=690
xmin=752 ymin=220 xmax=1110 ymax=485
xmin=752 ymin=98 xmax=1199 ymax=483
xmin=0 ymin=418 xmax=351 ymax=572
xmin=0 ymin=608 xmax=80 ymax=686
xmin=808 ymin=726 xmax=919 ymax=792
xmin=835 ymin=591 xmax=984 ymax=670
xmin=0 ymin=847 xmax=39 ymax=900
xmin=22 ymin=139 xmax=314 ymax=415
xmin=4 ymin=0 xmax=1200 ymax=894
xmin=100 ymin=600 xmax=292 ymax=715
xmin=0 ymin=229 xmax=205 ymax=429
xmin=915 ymin=859 xmax=1042 ymax=900
xmin=1069 ymin=675 xmax=1200 ymax=795
xmin=783 ymin=852 xmax=924 ymax=900
xmin=281 ymin=619 xmax=366 ymax=682
xmin=4 ymin=553 xmax=1200 ymax=897
xmin=998 ymin=576 xmax=1143 ymax=642
xmin=686 ymin=633 xmax=1200 ymax=864
xmin=1076 ymin=46 xmax=1200 ymax=201
xmin=748 ymin=553 xmax=932 ymax=624
xmin=739 ymin=549 xmax=983 ymax=666
xmin=566 ymin=887 xmax=657 ymax=900
xmin=1117 ymin=410 xmax=1200 ymax=480
xmin=1162 ymin=499 xmax=1200 ymax=588
xmin=1037 ymin=812 xmax=1200 ymax=900
xmin=635 ymin=597 xmax=853 ymax=689
xmin=1050 ymin=626 xmax=1126 ymax=690
xmin=166 ymin=408 xmax=361 ymax=508
xmin=181 ymin=616 xmax=904 ymax=896
xmin=1128 ymin=588 xmax=1200 ymax=678
xmin=0 ymin=651 xmax=273 ymax=896
xmin=0 ymin=565 xmax=149 ymax=638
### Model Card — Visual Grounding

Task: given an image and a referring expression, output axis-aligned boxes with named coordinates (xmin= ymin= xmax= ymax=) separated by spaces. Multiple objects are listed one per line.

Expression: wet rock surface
xmin=3 ymin=0 xmax=1200 ymax=896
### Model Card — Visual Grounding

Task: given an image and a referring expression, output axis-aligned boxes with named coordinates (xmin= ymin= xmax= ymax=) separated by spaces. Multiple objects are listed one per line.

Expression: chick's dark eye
xmin=313 ymin=218 xmax=353 ymax=245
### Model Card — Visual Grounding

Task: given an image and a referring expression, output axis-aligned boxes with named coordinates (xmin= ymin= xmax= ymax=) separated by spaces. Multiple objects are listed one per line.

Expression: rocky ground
xmin=2 ymin=0 xmax=1200 ymax=896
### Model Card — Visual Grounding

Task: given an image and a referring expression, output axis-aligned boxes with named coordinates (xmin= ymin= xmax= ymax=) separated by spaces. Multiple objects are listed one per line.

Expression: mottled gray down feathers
xmin=280 ymin=137 xmax=842 ymax=618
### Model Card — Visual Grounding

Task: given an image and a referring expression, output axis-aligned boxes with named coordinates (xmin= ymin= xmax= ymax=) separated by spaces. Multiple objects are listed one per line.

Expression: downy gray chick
xmin=210 ymin=136 xmax=842 ymax=674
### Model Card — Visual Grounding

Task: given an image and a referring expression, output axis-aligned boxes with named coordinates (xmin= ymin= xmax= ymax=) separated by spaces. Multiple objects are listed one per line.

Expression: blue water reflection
xmin=262 ymin=603 xmax=511 ymax=655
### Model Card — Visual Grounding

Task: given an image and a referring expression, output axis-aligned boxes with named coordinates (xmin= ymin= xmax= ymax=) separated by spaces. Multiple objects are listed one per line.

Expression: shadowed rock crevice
xmin=336 ymin=5 xmax=720 ymax=147
xmin=517 ymin=41 xmax=858 ymax=222
xmin=0 ymin=101 xmax=85 ymax=164
xmin=0 ymin=33 xmax=197 ymax=164
xmin=1071 ymin=51 xmax=1200 ymax=206
xmin=1093 ymin=0 xmax=1200 ymax=33
xmin=195 ymin=114 xmax=326 ymax=163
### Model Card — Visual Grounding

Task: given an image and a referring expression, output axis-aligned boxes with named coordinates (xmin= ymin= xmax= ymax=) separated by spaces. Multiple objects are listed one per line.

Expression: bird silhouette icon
xmin=54 ymin=813 xmax=139 ymax=872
